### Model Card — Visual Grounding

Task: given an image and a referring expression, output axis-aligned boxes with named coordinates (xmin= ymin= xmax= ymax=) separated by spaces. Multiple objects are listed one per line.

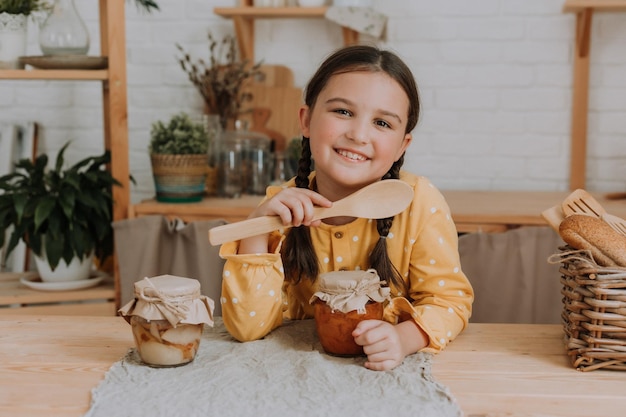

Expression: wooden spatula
xmin=208 ymin=180 xmax=414 ymax=245
xmin=561 ymin=188 xmax=626 ymax=236
xmin=562 ymin=189 xmax=606 ymax=218
xmin=541 ymin=205 xmax=565 ymax=233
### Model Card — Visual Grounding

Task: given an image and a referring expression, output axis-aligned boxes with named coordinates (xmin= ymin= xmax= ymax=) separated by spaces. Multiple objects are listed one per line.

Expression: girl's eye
xmin=333 ymin=108 xmax=351 ymax=116
xmin=375 ymin=119 xmax=391 ymax=129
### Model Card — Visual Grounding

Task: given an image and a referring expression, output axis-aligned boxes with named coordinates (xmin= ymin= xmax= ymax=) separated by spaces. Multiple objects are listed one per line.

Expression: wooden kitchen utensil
xmin=541 ymin=205 xmax=565 ymax=233
xmin=561 ymin=189 xmax=626 ymax=236
xmin=208 ymin=180 xmax=414 ymax=245
xmin=562 ymin=189 xmax=606 ymax=218
xmin=602 ymin=213 xmax=626 ymax=236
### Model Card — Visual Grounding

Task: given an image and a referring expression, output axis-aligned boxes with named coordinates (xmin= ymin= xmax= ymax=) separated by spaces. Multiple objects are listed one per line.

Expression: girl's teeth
xmin=338 ymin=150 xmax=366 ymax=161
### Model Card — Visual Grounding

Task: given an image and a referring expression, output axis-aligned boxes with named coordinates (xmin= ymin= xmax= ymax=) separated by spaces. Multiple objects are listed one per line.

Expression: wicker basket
xmin=150 ymin=154 xmax=208 ymax=203
xmin=549 ymin=246 xmax=626 ymax=371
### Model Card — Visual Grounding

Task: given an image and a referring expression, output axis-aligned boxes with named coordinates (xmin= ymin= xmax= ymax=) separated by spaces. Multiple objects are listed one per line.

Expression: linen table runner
xmin=85 ymin=318 xmax=462 ymax=417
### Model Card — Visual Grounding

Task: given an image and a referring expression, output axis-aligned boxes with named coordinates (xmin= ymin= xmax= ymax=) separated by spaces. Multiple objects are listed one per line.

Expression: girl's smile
xmin=299 ymin=71 xmax=412 ymax=199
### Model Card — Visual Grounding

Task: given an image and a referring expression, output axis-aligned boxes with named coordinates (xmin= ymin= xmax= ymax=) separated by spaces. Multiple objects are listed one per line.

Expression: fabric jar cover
xmin=310 ymin=268 xmax=390 ymax=314
xmin=119 ymin=275 xmax=215 ymax=327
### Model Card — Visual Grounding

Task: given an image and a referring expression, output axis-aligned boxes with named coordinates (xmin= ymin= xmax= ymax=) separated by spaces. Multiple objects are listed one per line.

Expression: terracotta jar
xmin=310 ymin=269 xmax=390 ymax=356
xmin=119 ymin=275 xmax=215 ymax=367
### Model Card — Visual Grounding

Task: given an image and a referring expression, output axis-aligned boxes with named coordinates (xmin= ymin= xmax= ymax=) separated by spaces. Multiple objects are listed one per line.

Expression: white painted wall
xmin=1 ymin=0 xmax=626 ymax=204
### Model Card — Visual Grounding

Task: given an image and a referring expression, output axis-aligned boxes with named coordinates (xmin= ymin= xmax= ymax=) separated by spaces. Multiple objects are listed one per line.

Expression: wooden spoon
xmin=208 ymin=180 xmax=414 ymax=245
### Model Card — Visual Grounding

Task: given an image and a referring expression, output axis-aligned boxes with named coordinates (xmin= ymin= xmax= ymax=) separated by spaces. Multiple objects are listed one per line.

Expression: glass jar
xmin=216 ymin=136 xmax=243 ymax=198
xmin=119 ymin=275 xmax=215 ymax=367
xmin=310 ymin=269 xmax=391 ymax=356
xmin=129 ymin=316 xmax=203 ymax=367
xmin=215 ymin=127 xmax=271 ymax=197
xmin=202 ymin=114 xmax=222 ymax=196
xmin=39 ymin=0 xmax=90 ymax=56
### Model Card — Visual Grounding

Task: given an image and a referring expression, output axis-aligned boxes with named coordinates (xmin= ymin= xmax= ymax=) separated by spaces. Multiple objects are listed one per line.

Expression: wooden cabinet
xmin=0 ymin=0 xmax=129 ymax=311
xmin=214 ymin=0 xmax=359 ymax=62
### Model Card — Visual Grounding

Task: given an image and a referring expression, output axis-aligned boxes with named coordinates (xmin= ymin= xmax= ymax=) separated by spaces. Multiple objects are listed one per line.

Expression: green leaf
xmin=34 ymin=197 xmax=56 ymax=231
xmin=45 ymin=234 xmax=64 ymax=270
xmin=13 ymin=193 xmax=28 ymax=222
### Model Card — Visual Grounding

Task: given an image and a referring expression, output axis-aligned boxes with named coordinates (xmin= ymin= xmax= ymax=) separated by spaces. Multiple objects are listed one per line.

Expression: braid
xmin=281 ymin=137 xmax=320 ymax=283
xmin=369 ymin=155 xmax=405 ymax=288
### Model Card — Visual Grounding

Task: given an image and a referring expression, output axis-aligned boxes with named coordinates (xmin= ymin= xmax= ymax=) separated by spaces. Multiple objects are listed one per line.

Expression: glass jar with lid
xmin=119 ymin=275 xmax=215 ymax=367
xmin=216 ymin=126 xmax=272 ymax=197
xmin=310 ymin=269 xmax=391 ymax=356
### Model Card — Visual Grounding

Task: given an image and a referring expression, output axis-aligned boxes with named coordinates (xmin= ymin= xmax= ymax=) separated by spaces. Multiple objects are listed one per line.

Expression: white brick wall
xmin=2 ymin=0 xmax=626 ymax=202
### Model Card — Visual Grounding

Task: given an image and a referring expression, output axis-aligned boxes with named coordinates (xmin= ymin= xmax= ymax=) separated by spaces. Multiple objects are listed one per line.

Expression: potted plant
xmin=0 ymin=0 xmax=48 ymax=69
xmin=149 ymin=112 xmax=209 ymax=203
xmin=177 ymin=32 xmax=265 ymax=130
xmin=0 ymin=141 xmax=120 ymax=282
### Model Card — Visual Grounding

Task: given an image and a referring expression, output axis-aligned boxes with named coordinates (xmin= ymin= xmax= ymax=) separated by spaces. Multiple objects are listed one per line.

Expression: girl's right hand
xmin=238 ymin=188 xmax=332 ymax=254
xmin=251 ymin=187 xmax=332 ymax=228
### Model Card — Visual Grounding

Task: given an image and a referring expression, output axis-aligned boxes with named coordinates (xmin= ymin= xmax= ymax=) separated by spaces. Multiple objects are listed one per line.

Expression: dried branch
xmin=177 ymin=32 xmax=264 ymax=129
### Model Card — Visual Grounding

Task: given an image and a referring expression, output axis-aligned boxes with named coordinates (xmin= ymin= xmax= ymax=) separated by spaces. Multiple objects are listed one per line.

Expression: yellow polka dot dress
xmin=219 ymin=171 xmax=474 ymax=353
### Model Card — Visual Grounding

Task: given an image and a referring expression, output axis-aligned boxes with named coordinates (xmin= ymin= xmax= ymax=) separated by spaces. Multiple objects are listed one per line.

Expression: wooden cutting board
xmin=242 ymin=84 xmax=303 ymax=151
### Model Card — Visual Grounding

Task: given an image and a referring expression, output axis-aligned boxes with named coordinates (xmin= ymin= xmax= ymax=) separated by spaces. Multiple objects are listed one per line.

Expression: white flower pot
xmin=0 ymin=13 xmax=27 ymax=69
xmin=34 ymin=252 xmax=94 ymax=282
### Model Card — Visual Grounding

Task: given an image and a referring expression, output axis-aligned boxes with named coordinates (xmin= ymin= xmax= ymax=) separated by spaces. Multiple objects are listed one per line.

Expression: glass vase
xmin=39 ymin=0 xmax=90 ymax=56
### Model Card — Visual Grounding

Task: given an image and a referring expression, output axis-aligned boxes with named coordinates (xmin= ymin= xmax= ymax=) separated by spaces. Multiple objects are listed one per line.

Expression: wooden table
xmin=130 ymin=190 xmax=626 ymax=233
xmin=1 ymin=315 xmax=625 ymax=417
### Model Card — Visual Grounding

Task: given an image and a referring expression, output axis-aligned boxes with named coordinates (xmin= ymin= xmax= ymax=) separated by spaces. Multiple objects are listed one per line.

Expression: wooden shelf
xmin=213 ymin=6 xmax=359 ymax=62
xmin=131 ymin=190 xmax=626 ymax=235
xmin=563 ymin=0 xmax=626 ymax=12
xmin=562 ymin=0 xmax=626 ymax=189
xmin=0 ymin=272 xmax=116 ymax=316
xmin=130 ymin=195 xmax=263 ymax=224
xmin=0 ymin=69 xmax=109 ymax=80
xmin=214 ymin=6 xmax=328 ymax=18
xmin=0 ymin=0 xmax=129 ymax=311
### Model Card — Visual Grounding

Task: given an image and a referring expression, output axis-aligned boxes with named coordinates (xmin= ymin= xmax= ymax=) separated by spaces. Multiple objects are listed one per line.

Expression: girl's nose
xmin=346 ymin=119 xmax=369 ymax=144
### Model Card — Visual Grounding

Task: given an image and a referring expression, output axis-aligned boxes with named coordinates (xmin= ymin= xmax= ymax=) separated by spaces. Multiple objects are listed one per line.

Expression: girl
xmin=219 ymin=44 xmax=474 ymax=371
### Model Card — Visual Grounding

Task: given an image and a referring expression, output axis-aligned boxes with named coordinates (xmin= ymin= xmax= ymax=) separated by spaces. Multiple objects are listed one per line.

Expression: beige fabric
xmin=85 ymin=318 xmax=462 ymax=417
xmin=458 ymin=226 xmax=564 ymax=324
xmin=113 ymin=216 xmax=226 ymax=315
xmin=310 ymin=269 xmax=391 ymax=314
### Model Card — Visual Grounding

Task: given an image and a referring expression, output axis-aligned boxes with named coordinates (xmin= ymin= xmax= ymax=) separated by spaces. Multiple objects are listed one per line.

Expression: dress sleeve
xmin=219 ymin=233 xmax=287 ymax=342
xmin=383 ymin=179 xmax=474 ymax=353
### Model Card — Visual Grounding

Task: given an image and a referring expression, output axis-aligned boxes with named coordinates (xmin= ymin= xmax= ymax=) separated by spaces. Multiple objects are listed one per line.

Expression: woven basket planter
xmin=150 ymin=154 xmax=208 ymax=203
xmin=549 ymin=246 xmax=626 ymax=371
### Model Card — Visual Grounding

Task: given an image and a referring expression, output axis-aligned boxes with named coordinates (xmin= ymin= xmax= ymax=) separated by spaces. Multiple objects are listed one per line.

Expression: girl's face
xmin=299 ymin=71 xmax=412 ymax=198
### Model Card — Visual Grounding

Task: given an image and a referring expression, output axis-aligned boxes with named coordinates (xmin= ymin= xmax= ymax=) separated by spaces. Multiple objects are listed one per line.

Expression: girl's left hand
xmin=352 ymin=320 xmax=405 ymax=371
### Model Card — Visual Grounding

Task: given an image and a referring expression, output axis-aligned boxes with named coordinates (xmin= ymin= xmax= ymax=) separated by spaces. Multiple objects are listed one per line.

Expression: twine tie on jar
xmin=139 ymin=277 xmax=194 ymax=326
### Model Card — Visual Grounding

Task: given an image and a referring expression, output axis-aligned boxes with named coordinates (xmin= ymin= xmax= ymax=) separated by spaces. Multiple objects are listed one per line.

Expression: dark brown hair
xmin=281 ymin=45 xmax=420 ymax=288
